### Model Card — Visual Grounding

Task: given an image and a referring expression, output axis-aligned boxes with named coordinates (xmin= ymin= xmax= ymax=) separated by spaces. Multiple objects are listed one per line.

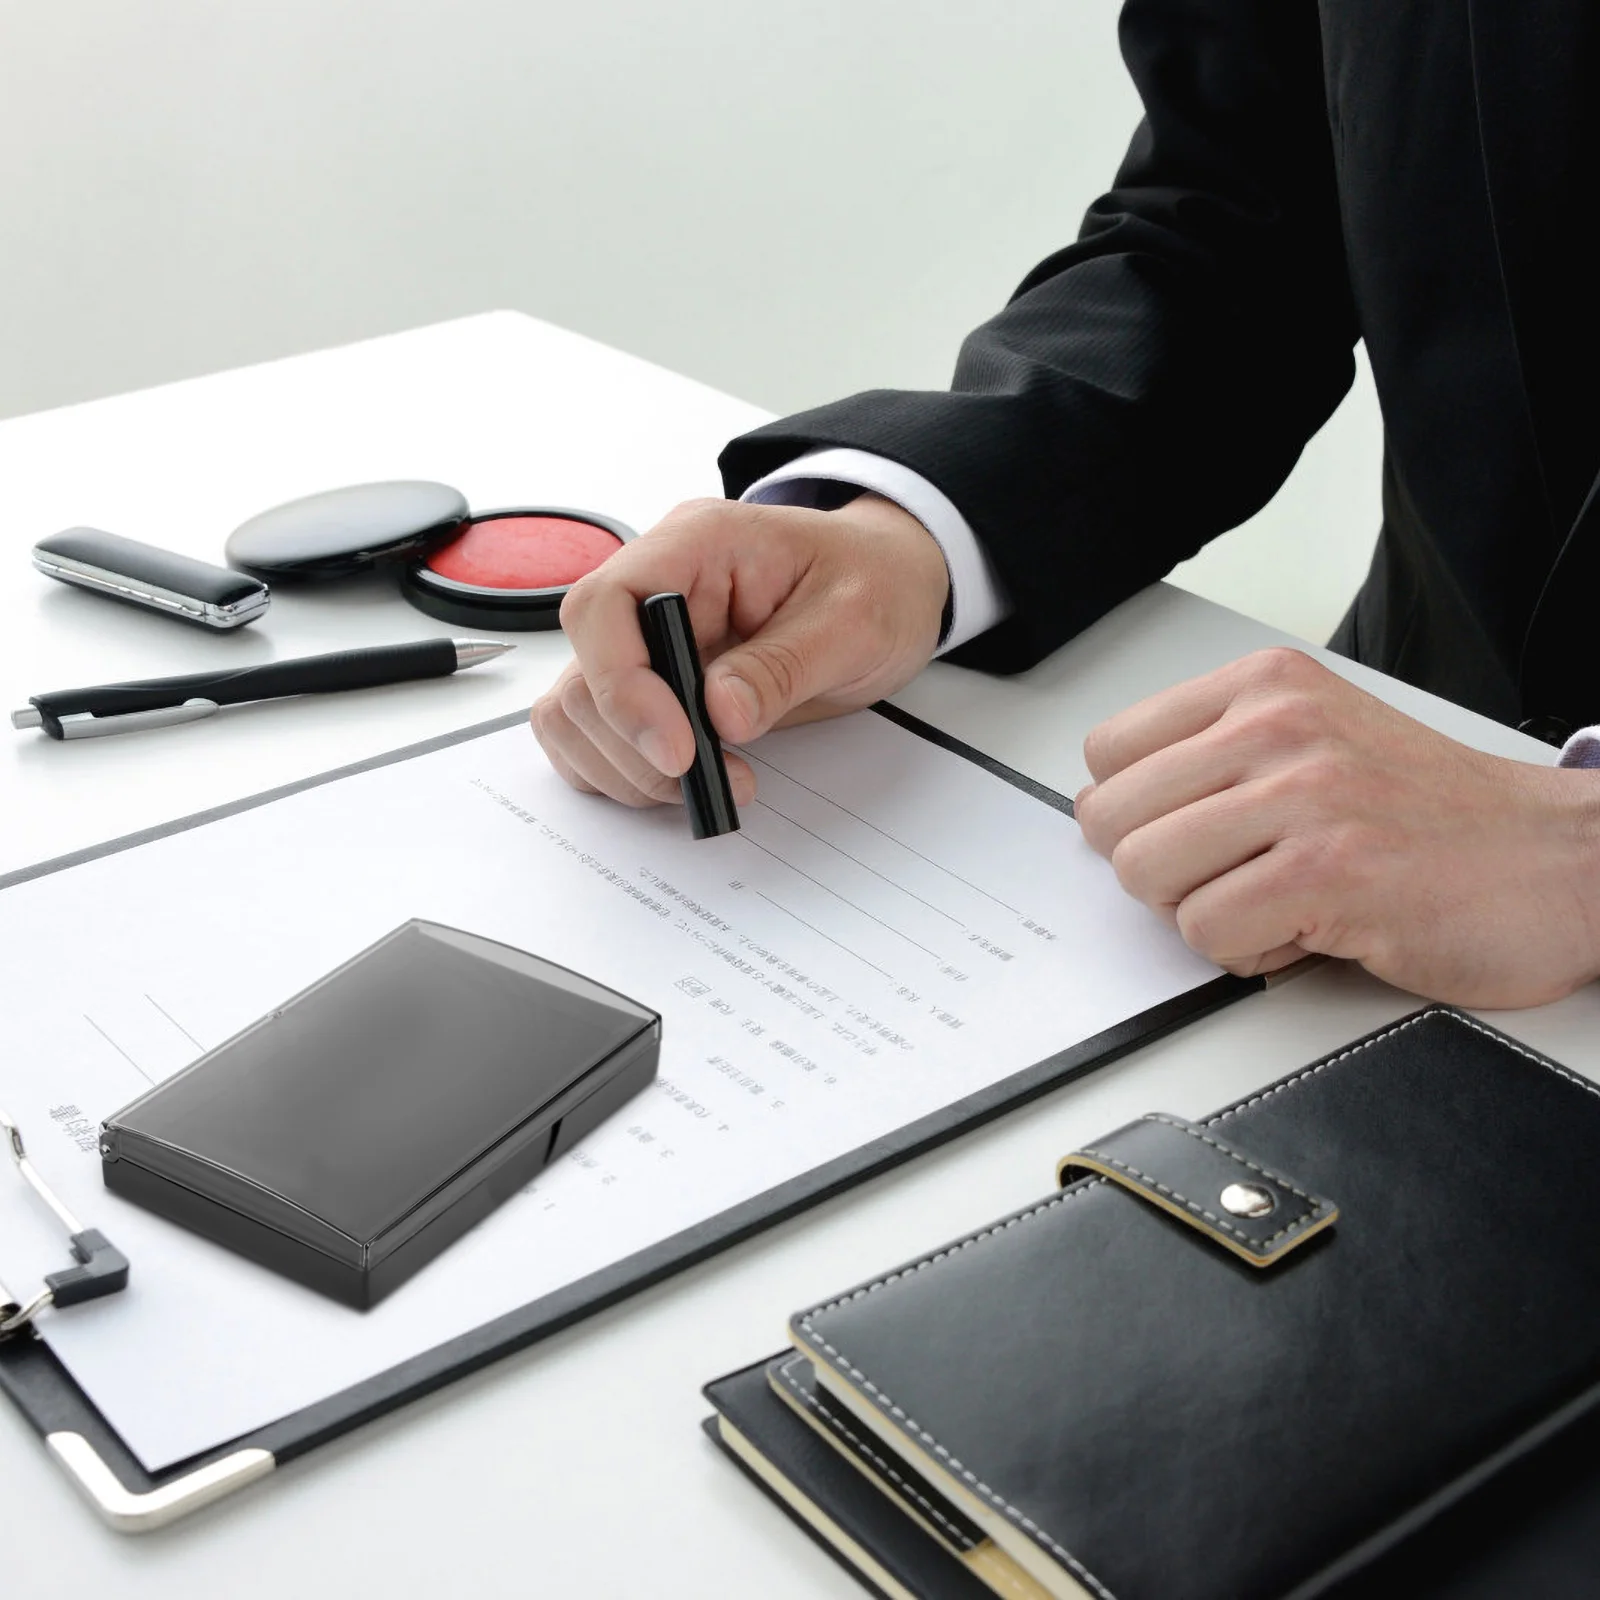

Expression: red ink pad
xmin=401 ymin=507 xmax=635 ymax=630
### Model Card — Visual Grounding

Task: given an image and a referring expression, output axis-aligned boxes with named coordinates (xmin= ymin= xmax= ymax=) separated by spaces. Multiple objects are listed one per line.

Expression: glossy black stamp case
xmin=34 ymin=527 xmax=270 ymax=629
xmin=99 ymin=920 xmax=660 ymax=1308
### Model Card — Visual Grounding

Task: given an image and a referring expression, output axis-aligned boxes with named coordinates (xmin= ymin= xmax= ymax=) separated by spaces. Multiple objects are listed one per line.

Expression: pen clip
xmin=55 ymin=698 xmax=220 ymax=739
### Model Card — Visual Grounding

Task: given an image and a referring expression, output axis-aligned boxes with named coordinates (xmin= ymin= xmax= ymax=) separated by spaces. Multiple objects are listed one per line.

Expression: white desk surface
xmin=4 ymin=313 xmax=1598 ymax=1597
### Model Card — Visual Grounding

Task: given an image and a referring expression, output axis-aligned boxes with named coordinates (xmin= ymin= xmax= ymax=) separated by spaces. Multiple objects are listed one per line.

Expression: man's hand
xmin=1073 ymin=648 xmax=1600 ymax=1007
xmin=530 ymin=493 xmax=949 ymax=808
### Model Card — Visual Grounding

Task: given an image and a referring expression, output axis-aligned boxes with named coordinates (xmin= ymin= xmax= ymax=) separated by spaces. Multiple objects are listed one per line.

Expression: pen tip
xmin=452 ymin=640 xmax=517 ymax=669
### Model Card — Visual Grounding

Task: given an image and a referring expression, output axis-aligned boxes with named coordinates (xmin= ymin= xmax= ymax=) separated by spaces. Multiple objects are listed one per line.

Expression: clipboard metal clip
xmin=0 ymin=1109 xmax=129 ymax=1339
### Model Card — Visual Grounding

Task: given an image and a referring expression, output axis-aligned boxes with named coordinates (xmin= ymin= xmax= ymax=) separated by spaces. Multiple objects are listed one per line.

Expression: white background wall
xmin=0 ymin=0 xmax=1381 ymax=644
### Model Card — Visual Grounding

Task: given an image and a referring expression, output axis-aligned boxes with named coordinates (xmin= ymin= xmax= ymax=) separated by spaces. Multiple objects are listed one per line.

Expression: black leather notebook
xmin=704 ymin=1008 xmax=1600 ymax=1600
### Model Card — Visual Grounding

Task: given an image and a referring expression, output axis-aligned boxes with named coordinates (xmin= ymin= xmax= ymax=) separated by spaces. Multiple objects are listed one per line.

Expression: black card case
xmin=100 ymin=920 xmax=660 ymax=1308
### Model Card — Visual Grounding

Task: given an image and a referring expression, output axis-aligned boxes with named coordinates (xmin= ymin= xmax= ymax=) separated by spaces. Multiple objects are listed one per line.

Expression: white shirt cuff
xmin=1559 ymin=726 xmax=1600 ymax=769
xmin=739 ymin=447 xmax=1010 ymax=654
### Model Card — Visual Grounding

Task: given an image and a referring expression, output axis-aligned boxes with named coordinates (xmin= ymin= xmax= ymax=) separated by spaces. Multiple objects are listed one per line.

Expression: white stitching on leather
xmin=1071 ymin=1147 xmax=1323 ymax=1250
xmin=1203 ymin=1008 xmax=1600 ymax=1126
xmin=795 ymin=1180 xmax=1120 ymax=1600
xmin=1145 ymin=1115 xmax=1318 ymax=1203
xmin=794 ymin=1007 xmax=1590 ymax=1600
xmin=1073 ymin=1116 xmax=1329 ymax=1252
xmin=774 ymin=1360 xmax=978 ymax=1551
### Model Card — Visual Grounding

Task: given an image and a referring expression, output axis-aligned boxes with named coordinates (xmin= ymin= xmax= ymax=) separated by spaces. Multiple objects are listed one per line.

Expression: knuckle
xmin=558 ymin=672 xmax=594 ymax=724
xmin=588 ymin=677 xmax=635 ymax=735
xmin=1109 ymin=834 xmax=1159 ymax=902
xmin=1240 ymin=646 xmax=1315 ymax=690
xmin=1258 ymin=751 xmax=1345 ymax=816
xmin=620 ymin=751 xmax=678 ymax=802
xmin=1082 ymin=722 xmax=1119 ymax=780
xmin=532 ymin=693 xmax=564 ymax=742
xmin=1275 ymin=835 xmax=1336 ymax=896
xmin=1072 ymin=786 xmax=1114 ymax=853
xmin=1298 ymin=750 xmax=1351 ymax=799
xmin=1282 ymin=822 xmax=1367 ymax=893
xmin=746 ymin=635 xmax=809 ymax=710
xmin=559 ymin=574 xmax=601 ymax=629
xmin=1174 ymin=898 xmax=1227 ymax=959
xmin=677 ymin=495 xmax=729 ymax=520
xmin=640 ymin=769 xmax=682 ymax=804
xmin=1234 ymin=692 xmax=1322 ymax=748
xmin=1072 ymin=782 xmax=1098 ymax=833
xmin=549 ymin=754 xmax=595 ymax=796
xmin=658 ymin=496 xmax=730 ymax=535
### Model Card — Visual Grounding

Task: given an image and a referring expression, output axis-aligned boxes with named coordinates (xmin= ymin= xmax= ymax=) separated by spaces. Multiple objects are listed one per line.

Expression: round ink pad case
xmin=401 ymin=506 xmax=637 ymax=631
xmin=224 ymin=481 xmax=636 ymax=630
xmin=226 ymin=481 xmax=471 ymax=580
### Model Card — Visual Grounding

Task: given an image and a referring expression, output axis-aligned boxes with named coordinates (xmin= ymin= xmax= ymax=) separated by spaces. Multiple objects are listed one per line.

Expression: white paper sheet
xmin=0 ymin=712 xmax=1217 ymax=1469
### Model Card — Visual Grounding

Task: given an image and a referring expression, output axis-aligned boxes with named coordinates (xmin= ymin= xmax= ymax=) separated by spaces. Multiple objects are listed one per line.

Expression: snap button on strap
xmin=1057 ymin=1114 xmax=1337 ymax=1269
xmin=1220 ymin=1181 xmax=1275 ymax=1218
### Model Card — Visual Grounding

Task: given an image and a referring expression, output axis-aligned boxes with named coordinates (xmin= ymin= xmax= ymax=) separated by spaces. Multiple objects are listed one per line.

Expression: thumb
xmin=704 ymin=605 xmax=855 ymax=742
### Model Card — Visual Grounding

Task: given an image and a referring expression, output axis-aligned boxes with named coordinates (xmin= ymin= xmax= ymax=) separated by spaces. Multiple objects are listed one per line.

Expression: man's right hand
xmin=530 ymin=492 xmax=951 ymax=807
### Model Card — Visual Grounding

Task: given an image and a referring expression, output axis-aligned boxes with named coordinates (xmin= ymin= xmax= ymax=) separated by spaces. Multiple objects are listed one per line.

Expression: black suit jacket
xmin=718 ymin=0 xmax=1599 ymax=734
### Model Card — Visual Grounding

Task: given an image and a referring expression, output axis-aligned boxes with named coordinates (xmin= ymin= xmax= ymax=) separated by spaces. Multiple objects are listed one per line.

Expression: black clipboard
xmin=0 ymin=704 xmax=1258 ymax=1530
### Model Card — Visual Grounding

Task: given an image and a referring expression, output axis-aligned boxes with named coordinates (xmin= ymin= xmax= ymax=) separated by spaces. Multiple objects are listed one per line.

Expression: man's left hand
xmin=1073 ymin=648 xmax=1600 ymax=1007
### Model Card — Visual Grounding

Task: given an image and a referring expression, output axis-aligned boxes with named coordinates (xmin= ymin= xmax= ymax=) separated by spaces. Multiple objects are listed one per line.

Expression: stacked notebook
xmin=704 ymin=1008 xmax=1600 ymax=1599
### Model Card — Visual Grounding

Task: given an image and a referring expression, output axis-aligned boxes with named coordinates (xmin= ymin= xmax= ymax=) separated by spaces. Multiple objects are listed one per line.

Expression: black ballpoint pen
xmin=9 ymin=638 xmax=515 ymax=740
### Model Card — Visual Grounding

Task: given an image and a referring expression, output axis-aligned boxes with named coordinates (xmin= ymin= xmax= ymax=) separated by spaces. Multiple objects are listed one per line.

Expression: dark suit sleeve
xmin=718 ymin=0 xmax=1358 ymax=673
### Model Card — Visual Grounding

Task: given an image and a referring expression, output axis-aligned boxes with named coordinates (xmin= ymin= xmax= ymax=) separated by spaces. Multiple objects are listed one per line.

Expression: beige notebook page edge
xmin=794 ymin=1336 xmax=1097 ymax=1600
xmin=767 ymin=1360 xmax=1055 ymax=1600
xmin=716 ymin=1418 xmax=918 ymax=1600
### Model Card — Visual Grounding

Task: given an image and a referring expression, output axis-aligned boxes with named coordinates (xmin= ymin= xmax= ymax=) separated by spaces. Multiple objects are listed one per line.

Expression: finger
xmin=1173 ymin=843 xmax=1335 ymax=968
xmin=1082 ymin=674 xmax=1236 ymax=788
xmin=767 ymin=697 xmax=871 ymax=730
xmin=1074 ymin=721 xmax=1249 ymax=856
xmin=1082 ymin=647 xmax=1321 ymax=784
xmin=721 ymin=751 xmax=758 ymax=807
xmin=1218 ymin=943 xmax=1307 ymax=979
xmin=561 ymin=673 xmax=688 ymax=805
xmin=533 ymin=690 xmax=677 ymax=809
xmin=540 ymin=743 xmax=602 ymax=797
xmin=557 ymin=510 xmax=752 ymax=775
xmin=703 ymin=583 xmax=886 ymax=743
xmin=562 ymin=671 xmax=759 ymax=807
xmin=529 ymin=702 xmax=600 ymax=795
xmin=1106 ymin=781 xmax=1286 ymax=910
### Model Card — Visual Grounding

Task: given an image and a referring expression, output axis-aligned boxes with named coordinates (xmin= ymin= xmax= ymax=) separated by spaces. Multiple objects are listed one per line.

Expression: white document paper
xmin=0 ymin=712 xmax=1218 ymax=1469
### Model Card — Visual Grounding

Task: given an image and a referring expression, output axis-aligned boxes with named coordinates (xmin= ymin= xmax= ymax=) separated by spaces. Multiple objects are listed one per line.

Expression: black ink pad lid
xmin=225 ymin=481 xmax=471 ymax=580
